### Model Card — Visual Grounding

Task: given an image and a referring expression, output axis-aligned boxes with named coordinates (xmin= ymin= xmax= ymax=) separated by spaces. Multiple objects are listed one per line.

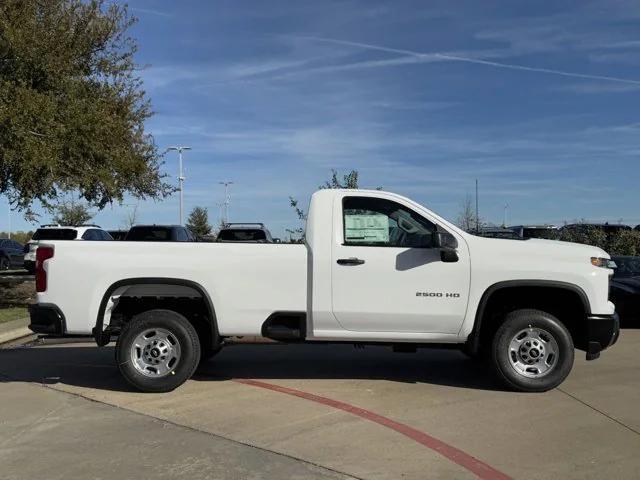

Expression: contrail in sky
xmin=298 ymin=36 xmax=640 ymax=86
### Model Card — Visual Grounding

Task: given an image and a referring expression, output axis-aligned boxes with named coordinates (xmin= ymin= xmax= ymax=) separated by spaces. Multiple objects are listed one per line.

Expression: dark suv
xmin=125 ymin=225 xmax=196 ymax=242
xmin=217 ymin=223 xmax=274 ymax=243
xmin=0 ymin=238 xmax=25 ymax=270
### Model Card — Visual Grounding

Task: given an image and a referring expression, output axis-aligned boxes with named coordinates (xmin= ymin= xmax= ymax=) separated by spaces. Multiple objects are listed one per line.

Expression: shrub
xmin=609 ymin=230 xmax=640 ymax=256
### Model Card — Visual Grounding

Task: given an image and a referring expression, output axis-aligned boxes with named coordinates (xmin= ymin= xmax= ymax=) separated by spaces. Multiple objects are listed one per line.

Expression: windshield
xmin=612 ymin=257 xmax=640 ymax=278
xmin=32 ymin=228 xmax=77 ymax=240
xmin=125 ymin=227 xmax=172 ymax=241
xmin=218 ymin=229 xmax=267 ymax=241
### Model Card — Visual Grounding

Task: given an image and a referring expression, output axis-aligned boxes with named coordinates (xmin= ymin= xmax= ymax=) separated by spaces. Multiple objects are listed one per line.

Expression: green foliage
xmin=0 ymin=230 xmax=33 ymax=244
xmin=558 ymin=225 xmax=608 ymax=250
xmin=556 ymin=224 xmax=640 ymax=255
xmin=0 ymin=307 xmax=28 ymax=323
xmin=320 ymin=169 xmax=359 ymax=190
xmin=186 ymin=206 xmax=211 ymax=238
xmin=609 ymin=230 xmax=640 ymax=256
xmin=51 ymin=200 xmax=94 ymax=226
xmin=0 ymin=0 xmax=172 ymax=218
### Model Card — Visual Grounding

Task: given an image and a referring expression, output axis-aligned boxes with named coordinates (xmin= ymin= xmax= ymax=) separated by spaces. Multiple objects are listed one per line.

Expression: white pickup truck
xmin=29 ymin=189 xmax=619 ymax=393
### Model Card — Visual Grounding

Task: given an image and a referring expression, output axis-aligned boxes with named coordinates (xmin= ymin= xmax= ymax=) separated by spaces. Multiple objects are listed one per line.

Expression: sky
xmin=3 ymin=0 xmax=640 ymax=236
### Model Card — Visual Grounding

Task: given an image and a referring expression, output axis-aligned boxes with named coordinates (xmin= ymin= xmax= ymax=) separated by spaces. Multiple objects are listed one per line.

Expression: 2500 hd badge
xmin=416 ymin=291 xmax=461 ymax=298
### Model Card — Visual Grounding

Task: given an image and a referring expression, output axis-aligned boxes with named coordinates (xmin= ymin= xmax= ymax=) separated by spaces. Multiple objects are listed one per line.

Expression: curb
xmin=0 ymin=326 xmax=32 ymax=345
xmin=0 ymin=317 xmax=32 ymax=345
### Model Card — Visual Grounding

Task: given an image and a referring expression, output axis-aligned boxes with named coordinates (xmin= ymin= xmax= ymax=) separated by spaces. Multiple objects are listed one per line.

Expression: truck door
xmin=331 ymin=194 xmax=470 ymax=334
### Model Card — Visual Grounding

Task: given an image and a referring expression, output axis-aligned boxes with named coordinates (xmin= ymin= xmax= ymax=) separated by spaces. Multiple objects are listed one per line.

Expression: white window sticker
xmin=345 ymin=214 xmax=389 ymax=243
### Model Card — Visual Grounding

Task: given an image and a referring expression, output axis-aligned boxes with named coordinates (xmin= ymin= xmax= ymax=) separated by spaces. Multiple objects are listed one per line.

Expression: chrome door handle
xmin=337 ymin=258 xmax=365 ymax=266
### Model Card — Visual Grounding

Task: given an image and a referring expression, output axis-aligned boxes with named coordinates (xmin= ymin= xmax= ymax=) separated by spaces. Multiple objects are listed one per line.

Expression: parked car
xmin=124 ymin=225 xmax=196 ymax=242
xmin=24 ymin=225 xmax=113 ymax=273
xmin=610 ymin=256 xmax=640 ymax=327
xmin=475 ymin=227 xmax=521 ymax=239
xmin=29 ymin=188 xmax=618 ymax=393
xmin=509 ymin=225 xmax=559 ymax=240
xmin=108 ymin=230 xmax=129 ymax=241
xmin=217 ymin=223 xmax=273 ymax=243
xmin=0 ymin=238 xmax=25 ymax=270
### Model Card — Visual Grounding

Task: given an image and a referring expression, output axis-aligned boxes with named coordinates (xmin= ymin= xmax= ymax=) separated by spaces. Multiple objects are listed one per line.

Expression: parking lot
xmin=1 ymin=329 xmax=639 ymax=480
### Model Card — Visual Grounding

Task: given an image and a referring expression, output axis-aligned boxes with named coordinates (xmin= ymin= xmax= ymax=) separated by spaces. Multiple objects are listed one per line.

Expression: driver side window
xmin=342 ymin=196 xmax=436 ymax=248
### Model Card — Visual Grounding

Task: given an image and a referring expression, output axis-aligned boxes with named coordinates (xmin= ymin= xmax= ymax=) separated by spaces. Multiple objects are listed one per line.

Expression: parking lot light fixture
xmin=165 ymin=146 xmax=192 ymax=225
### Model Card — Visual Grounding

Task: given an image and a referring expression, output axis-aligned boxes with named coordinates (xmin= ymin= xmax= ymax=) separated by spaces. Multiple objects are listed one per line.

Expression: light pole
xmin=216 ymin=201 xmax=225 ymax=227
xmin=166 ymin=146 xmax=191 ymax=225
xmin=503 ymin=203 xmax=509 ymax=228
xmin=219 ymin=181 xmax=234 ymax=224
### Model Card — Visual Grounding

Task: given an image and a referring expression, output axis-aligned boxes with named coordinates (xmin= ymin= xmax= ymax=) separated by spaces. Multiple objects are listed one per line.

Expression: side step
xmin=261 ymin=312 xmax=306 ymax=342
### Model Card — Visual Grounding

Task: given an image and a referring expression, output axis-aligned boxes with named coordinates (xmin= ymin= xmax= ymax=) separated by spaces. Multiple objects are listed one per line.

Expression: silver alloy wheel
xmin=130 ymin=328 xmax=182 ymax=378
xmin=508 ymin=327 xmax=559 ymax=378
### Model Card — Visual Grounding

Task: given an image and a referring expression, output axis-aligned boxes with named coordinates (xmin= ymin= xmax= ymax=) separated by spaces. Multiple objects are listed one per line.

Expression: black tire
xmin=491 ymin=309 xmax=574 ymax=392
xmin=0 ymin=257 xmax=8 ymax=271
xmin=116 ymin=309 xmax=201 ymax=393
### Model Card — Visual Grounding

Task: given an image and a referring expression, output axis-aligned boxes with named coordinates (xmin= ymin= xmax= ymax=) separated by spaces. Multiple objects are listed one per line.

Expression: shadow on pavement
xmin=0 ymin=342 xmax=506 ymax=393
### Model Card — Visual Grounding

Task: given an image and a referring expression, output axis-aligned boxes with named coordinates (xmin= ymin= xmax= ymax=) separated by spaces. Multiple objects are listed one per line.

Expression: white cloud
xmin=555 ymin=82 xmax=640 ymax=94
xmin=130 ymin=7 xmax=172 ymax=18
xmin=294 ymin=36 xmax=640 ymax=86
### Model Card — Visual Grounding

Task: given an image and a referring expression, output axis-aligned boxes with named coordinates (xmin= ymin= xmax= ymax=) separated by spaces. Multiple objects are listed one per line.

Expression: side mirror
xmin=433 ymin=229 xmax=459 ymax=262
xmin=434 ymin=230 xmax=458 ymax=250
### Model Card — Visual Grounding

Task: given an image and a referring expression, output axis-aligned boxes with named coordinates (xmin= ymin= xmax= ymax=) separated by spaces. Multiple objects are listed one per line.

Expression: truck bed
xmin=39 ymin=241 xmax=307 ymax=336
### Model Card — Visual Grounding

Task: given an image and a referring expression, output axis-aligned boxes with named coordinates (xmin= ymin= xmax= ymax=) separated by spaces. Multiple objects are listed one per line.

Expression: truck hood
xmin=522 ymin=238 xmax=608 ymax=258
xmin=468 ymin=236 xmax=608 ymax=260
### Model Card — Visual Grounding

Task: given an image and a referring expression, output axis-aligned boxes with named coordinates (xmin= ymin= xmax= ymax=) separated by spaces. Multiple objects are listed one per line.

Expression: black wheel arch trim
xmin=466 ymin=280 xmax=591 ymax=355
xmin=94 ymin=277 xmax=220 ymax=348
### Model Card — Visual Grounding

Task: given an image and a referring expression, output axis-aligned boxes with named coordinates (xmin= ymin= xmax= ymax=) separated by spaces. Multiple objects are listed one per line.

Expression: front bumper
xmin=28 ymin=304 xmax=66 ymax=335
xmin=584 ymin=312 xmax=620 ymax=360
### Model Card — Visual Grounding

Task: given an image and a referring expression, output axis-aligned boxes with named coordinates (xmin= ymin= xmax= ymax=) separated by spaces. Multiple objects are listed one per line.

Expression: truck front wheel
xmin=492 ymin=309 xmax=574 ymax=392
xmin=116 ymin=309 xmax=201 ymax=393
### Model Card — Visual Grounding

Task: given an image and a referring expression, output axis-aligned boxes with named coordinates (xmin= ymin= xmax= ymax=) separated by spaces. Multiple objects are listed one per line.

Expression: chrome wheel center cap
xmin=508 ymin=327 xmax=559 ymax=379
xmin=131 ymin=328 xmax=182 ymax=378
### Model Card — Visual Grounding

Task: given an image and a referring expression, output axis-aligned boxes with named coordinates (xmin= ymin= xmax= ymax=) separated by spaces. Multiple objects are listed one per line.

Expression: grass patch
xmin=0 ymin=307 xmax=28 ymax=324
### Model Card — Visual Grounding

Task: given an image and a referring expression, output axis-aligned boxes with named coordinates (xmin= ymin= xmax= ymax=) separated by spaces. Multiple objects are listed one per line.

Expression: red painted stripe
xmin=234 ymin=379 xmax=511 ymax=480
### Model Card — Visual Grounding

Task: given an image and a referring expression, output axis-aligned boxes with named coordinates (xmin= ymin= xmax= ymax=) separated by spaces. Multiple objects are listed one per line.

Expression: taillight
xmin=35 ymin=246 xmax=54 ymax=292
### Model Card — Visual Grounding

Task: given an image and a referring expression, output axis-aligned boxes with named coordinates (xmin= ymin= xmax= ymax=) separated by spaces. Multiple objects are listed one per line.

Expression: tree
xmin=456 ymin=194 xmax=482 ymax=233
xmin=122 ymin=204 xmax=138 ymax=229
xmin=52 ymin=201 xmax=94 ymax=226
xmin=558 ymin=223 xmax=608 ymax=251
xmin=320 ymin=169 xmax=359 ymax=189
xmin=608 ymin=230 xmax=640 ymax=256
xmin=0 ymin=230 xmax=33 ymax=244
xmin=287 ymin=169 xmax=361 ymax=241
xmin=186 ymin=206 xmax=212 ymax=238
xmin=0 ymin=0 xmax=171 ymax=219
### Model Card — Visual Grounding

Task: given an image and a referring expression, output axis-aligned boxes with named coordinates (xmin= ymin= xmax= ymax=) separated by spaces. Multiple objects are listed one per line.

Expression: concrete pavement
xmin=0 ymin=316 xmax=31 ymax=344
xmin=1 ymin=330 xmax=639 ymax=479
xmin=0 ymin=382 xmax=353 ymax=480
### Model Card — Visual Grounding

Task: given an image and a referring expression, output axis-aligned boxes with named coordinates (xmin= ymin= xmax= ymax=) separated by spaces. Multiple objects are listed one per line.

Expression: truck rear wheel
xmin=116 ymin=309 xmax=201 ymax=393
xmin=491 ymin=309 xmax=574 ymax=392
